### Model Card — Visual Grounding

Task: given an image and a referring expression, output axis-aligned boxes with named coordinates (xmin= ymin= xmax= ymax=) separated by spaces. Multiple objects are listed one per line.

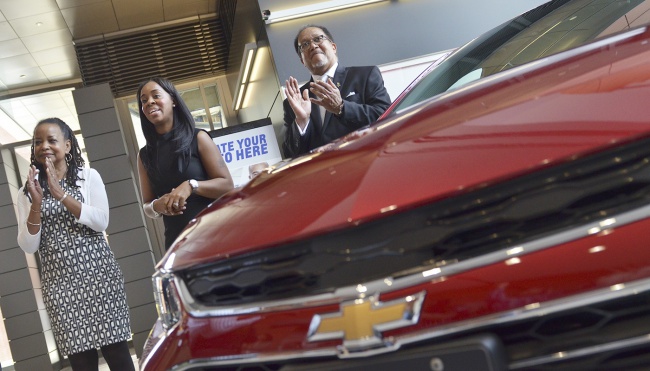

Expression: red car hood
xmin=162 ymin=28 xmax=650 ymax=271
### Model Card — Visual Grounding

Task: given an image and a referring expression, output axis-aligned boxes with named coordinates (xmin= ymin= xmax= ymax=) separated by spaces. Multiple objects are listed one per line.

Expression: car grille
xmin=500 ymin=288 xmax=650 ymax=370
xmin=180 ymin=288 xmax=650 ymax=370
xmin=181 ymin=136 xmax=650 ymax=306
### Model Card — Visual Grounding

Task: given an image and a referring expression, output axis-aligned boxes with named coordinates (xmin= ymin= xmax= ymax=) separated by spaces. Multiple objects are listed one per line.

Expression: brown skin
xmin=285 ymin=27 xmax=344 ymax=130
xmin=297 ymin=27 xmax=338 ymax=75
xmin=25 ymin=123 xmax=82 ymax=233
xmin=137 ymin=81 xmax=234 ymax=216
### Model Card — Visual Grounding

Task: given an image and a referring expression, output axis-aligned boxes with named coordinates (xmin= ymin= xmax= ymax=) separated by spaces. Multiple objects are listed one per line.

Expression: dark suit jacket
xmin=282 ymin=65 xmax=391 ymax=158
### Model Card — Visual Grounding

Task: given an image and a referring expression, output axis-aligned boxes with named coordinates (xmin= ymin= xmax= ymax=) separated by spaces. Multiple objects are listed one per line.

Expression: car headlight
xmin=152 ymin=271 xmax=182 ymax=330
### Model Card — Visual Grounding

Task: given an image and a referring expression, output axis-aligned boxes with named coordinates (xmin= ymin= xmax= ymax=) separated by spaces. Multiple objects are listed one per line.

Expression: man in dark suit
xmin=282 ymin=25 xmax=391 ymax=158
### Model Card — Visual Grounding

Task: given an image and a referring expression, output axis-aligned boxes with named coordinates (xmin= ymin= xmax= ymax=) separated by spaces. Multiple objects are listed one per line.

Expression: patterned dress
xmin=38 ymin=181 xmax=131 ymax=356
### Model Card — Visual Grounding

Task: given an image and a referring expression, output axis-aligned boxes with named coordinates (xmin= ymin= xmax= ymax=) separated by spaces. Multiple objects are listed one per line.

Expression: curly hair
xmin=24 ymin=117 xmax=85 ymax=196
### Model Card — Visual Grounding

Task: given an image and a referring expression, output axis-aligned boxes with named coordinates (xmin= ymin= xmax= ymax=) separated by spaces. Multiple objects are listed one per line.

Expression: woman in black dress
xmin=136 ymin=77 xmax=234 ymax=250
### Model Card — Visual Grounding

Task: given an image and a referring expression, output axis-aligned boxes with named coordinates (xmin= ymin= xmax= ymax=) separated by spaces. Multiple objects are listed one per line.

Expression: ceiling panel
xmin=0 ymin=21 xmax=18 ymax=41
xmin=40 ymin=60 xmax=79 ymax=80
xmin=33 ymin=107 xmax=74 ymax=121
xmin=21 ymin=89 xmax=79 ymax=127
xmin=0 ymin=38 xmax=28 ymax=59
xmin=22 ymin=89 xmax=69 ymax=105
xmin=1 ymin=0 xmax=227 ymax=94
xmin=0 ymin=108 xmax=32 ymax=143
xmin=0 ymin=0 xmax=230 ymax=146
xmin=3 ymin=90 xmax=78 ymax=130
xmin=0 ymin=0 xmax=59 ymax=20
xmin=61 ymin=1 xmax=119 ymax=39
xmin=0 ymin=66 xmax=49 ymax=87
xmin=0 ymin=99 xmax=37 ymax=140
xmin=31 ymin=44 xmax=76 ymax=65
xmin=0 ymin=99 xmax=31 ymax=117
xmin=112 ymin=0 xmax=164 ymax=29
xmin=22 ymin=29 xmax=73 ymax=52
xmin=0 ymin=53 xmax=39 ymax=74
xmin=24 ymin=100 xmax=68 ymax=117
xmin=163 ymin=0 xmax=209 ymax=20
xmin=56 ymin=0 xmax=107 ymax=9
xmin=9 ymin=11 xmax=68 ymax=38
xmin=62 ymin=93 xmax=75 ymax=107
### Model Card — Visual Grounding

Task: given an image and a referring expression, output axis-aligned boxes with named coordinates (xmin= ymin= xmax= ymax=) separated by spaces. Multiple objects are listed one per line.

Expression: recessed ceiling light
xmin=36 ymin=22 xmax=43 ymax=26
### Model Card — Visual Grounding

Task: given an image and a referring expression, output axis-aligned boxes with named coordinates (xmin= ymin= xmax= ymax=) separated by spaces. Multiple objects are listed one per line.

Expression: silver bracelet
xmin=144 ymin=198 xmax=162 ymax=219
xmin=152 ymin=199 xmax=162 ymax=218
xmin=59 ymin=193 xmax=68 ymax=202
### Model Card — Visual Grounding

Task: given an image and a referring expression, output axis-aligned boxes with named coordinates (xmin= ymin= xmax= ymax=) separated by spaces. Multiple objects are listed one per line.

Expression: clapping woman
xmin=16 ymin=118 xmax=134 ymax=370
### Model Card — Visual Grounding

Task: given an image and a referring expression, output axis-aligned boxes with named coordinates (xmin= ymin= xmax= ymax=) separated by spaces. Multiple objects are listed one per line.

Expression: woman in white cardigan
xmin=16 ymin=118 xmax=134 ymax=371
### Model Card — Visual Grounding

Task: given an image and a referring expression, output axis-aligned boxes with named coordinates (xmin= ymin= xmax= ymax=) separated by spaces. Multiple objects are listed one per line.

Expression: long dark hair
xmin=24 ymin=117 xmax=85 ymax=195
xmin=136 ymin=77 xmax=195 ymax=179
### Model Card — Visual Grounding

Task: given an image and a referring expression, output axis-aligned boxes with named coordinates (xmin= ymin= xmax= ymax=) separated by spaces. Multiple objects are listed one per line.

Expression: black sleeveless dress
xmin=140 ymin=129 xmax=214 ymax=249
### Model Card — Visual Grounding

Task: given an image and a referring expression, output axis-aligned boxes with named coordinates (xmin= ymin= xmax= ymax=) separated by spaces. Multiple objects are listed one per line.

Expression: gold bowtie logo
xmin=308 ymin=292 xmax=425 ymax=352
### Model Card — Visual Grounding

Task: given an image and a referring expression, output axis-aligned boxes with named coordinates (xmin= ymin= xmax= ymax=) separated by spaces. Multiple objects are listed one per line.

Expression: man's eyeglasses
xmin=298 ymin=35 xmax=330 ymax=52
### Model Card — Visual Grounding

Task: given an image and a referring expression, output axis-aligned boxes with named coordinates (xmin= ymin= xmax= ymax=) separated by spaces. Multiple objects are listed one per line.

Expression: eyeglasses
xmin=298 ymin=35 xmax=330 ymax=52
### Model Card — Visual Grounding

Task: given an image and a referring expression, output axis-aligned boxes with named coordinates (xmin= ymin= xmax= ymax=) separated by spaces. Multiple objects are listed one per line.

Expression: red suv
xmin=141 ymin=1 xmax=650 ymax=370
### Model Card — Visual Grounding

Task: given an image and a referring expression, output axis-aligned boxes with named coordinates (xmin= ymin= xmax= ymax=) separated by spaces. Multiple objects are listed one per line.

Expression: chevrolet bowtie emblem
xmin=308 ymin=292 xmax=426 ymax=352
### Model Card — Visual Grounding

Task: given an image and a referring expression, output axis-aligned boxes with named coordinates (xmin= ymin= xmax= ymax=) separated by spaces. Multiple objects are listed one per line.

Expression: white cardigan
xmin=17 ymin=168 xmax=110 ymax=254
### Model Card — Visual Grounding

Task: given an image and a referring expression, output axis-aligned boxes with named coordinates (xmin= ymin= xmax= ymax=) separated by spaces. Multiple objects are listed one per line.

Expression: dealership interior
xmin=0 ymin=0 xmax=553 ymax=369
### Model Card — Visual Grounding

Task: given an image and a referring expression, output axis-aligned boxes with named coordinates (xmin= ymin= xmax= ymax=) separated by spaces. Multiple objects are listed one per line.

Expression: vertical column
xmin=0 ymin=149 xmax=57 ymax=370
xmin=72 ymin=83 xmax=158 ymax=359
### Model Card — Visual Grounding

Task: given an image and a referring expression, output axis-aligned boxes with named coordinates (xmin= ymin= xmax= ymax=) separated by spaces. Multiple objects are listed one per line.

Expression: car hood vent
xmin=182 ymin=135 xmax=650 ymax=306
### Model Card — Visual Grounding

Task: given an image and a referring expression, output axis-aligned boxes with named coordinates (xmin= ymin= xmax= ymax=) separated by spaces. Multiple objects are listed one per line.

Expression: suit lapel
xmin=333 ymin=65 xmax=347 ymax=92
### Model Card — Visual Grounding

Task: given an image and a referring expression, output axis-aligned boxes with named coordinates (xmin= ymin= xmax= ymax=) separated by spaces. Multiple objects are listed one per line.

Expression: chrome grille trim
xmin=175 ymin=203 xmax=650 ymax=317
xmin=508 ymin=333 xmax=650 ymax=369
xmin=167 ymin=277 xmax=650 ymax=369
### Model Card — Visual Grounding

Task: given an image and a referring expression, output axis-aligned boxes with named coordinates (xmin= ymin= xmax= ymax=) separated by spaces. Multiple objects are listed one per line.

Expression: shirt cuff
xmin=295 ymin=119 xmax=310 ymax=136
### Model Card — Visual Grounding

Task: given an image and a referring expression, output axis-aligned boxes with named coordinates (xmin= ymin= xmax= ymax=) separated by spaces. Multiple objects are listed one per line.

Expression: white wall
xmin=378 ymin=50 xmax=453 ymax=102
xmin=260 ymin=0 xmax=549 ymax=85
